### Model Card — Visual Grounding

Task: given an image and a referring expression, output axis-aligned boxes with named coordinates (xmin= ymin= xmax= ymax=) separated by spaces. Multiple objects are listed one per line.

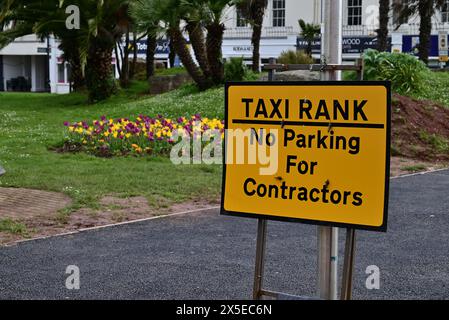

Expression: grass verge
xmin=0 ymin=82 xmax=224 ymax=212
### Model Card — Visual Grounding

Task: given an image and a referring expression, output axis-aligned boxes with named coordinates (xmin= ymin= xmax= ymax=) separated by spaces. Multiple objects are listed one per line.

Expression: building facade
xmin=0 ymin=34 xmax=76 ymax=94
xmin=2 ymin=0 xmax=449 ymax=93
xmin=221 ymin=0 xmax=449 ymax=64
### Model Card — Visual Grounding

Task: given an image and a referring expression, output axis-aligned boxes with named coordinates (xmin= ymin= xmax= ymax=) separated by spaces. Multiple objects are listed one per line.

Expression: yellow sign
xmin=221 ymin=82 xmax=390 ymax=231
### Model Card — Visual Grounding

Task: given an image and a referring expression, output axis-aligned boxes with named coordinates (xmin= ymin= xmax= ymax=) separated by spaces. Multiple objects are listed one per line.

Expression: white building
xmin=0 ymin=34 xmax=74 ymax=94
xmin=221 ymin=0 xmax=449 ymax=63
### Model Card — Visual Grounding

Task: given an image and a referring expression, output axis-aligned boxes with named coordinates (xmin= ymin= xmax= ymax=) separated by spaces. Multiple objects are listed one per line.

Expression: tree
xmin=81 ymin=0 xmax=130 ymax=102
xmin=145 ymin=0 xmax=210 ymax=89
xmin=377 ymin=0 xmax=390 ymax=52
xmin=0 ymin=0 xmax=130 ymax=101
xmin=168 ymin=37 xmax=176 ymax=67
xmin=137 ymin=0 xmax=234 ymax=89
xmin=236 ymin=0 xmax=268 ymax=72
xmin=394 ymin=0 xmax=446 ymax=63
xmin=130 ymin=0 xmax=160 ymax=79
xmin=146 ymin=33 xmax=157 ymax=78
xmin=183 ymin=0 xmax=234 ymax=84
xmin=298 ymin=19 xmax=320 ymax=57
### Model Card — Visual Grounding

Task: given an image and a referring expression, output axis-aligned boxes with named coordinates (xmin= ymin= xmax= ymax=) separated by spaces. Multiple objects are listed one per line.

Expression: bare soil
xmin=392 ymin=94 xmax=449 ymax=161
xmin=0 ymin=193 xmax=220 ymax=246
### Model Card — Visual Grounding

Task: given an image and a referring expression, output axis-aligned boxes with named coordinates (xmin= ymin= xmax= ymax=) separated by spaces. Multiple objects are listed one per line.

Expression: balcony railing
xmin=343 ymin=23 xmax=449 ymax=36
xmin=223 ymin=26 xmax=295 ymax=39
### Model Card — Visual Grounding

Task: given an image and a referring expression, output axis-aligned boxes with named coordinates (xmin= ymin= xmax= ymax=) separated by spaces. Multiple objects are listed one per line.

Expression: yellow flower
xmin=104 ymin=131 xmax=110 ymax=137
xmin=125 ymin=133 xmax=131 ymax=139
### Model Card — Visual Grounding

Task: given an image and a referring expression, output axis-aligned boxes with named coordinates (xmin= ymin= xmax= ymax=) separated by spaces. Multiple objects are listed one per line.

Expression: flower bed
xmin=62 ymin=114 xmax=224 ymax=157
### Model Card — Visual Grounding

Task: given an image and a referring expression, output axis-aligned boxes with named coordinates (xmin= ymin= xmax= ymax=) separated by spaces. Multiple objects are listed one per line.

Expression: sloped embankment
xmin=392 ymin=94 xmax=449 ymax=161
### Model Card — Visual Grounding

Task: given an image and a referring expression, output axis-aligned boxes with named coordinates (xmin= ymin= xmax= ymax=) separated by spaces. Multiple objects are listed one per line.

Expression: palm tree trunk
xmin=206 ymin=22 xmax=225 ymax=84
xmin=418 ymin=0 xmax=433 ymax=64
xmin=114 ymin=43 xmax=122 ymax=79
xmin=129 ymin=31 xmax=138 ymax=80
xmin=377 ymin=0 xmax=390 ymax=52
xmin=70 ymin=56 xmax=85 ymax=91
xmin=306 ymin=41 xmax=312 ymax=56
xmin=168 ymin=35 xmax=176 ymax=68
xmin=86 ymin=39 xmax=117 ymax=103
xmin=120 ymin=30 xmax=130 ymax=87
xmin=146 ymin=32 xmax=157 ymax=79
xmin=251 ymin=21 xmax=262 ymax=72
xmin=186 ymin=21 xmax=211 ymax=78
xmin=250 ymin=1 xmax=266 ymax=72
xmin=60 ymin=38 xmax=84 ymax=91
xmin=168 ymin=27 xmax=210 ymax=90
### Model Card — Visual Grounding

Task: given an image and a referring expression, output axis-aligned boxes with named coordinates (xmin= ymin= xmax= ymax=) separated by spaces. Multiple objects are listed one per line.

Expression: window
xmin=347 ymin=0 xmax=362 ymax=26
xmin=57 ymin=63 xmax=65 ymax=83
xmin=443 ymin=0 xmax=449 ymax=23
xmin=236 ymin=8 xmax=246 ymax=27
xmin=272 ymin=0 xmax=285 ymax=27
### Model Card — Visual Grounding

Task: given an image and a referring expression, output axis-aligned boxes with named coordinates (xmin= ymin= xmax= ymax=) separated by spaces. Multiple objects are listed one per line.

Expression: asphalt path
xmin=1 ymin=170 xmax=448 ymax=300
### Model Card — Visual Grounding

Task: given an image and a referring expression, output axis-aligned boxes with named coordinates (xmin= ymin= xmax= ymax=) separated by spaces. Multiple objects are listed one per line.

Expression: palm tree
xmin=377 ymin=0 xmax=390 ymax=52
xmin=0 ymin=0 xmax=130 ymax=101
xmin=146 ymin=0 xmax=210 ymax=89
xmin=185 ymin=0 xmax=234 ymax=84
xmin=129 ymin=0 xmax=160 ymax=79
xmin=81 ymin=0 xmax=130 ymax=102
xmin=298 ymin=19 xmax=320 ymax=57
xmin=394 ymin=0 xmax=446 ymax=63
xmin=179 ymin=1 xmax=212 ymax=79
xmin=137 ymin=0 xmax=233 ymax=89
xmin=0 ymin=0 xmax=86 ymax=91
xmin=236 ymin=0 xmax=268 ymax=72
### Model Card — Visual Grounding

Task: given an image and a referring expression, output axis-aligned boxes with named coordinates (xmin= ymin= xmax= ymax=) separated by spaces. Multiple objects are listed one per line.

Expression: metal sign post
xmin=318 ymin=0 xmax=342 ymax=300
xmin=341 ymin=228 xmax=356 ymax=300
xmin=253 ymin=219 xmax=267 ymax=299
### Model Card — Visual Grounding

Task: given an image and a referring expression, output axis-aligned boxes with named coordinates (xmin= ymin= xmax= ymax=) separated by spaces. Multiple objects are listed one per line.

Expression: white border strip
xmin=390 ymin=167 xmax=448 ymax=180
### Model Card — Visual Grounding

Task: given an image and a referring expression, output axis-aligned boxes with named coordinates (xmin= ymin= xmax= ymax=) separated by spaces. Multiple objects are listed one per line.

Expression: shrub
xmin=361 ymin=49 xmax=430 ymax=95
xmin=277 ymin=50 xmax=313 ymax=65
xmin=224 ymin=57 xmax=247 ymax=81
xmin=223 ymin=57 xmax=260 ymax=82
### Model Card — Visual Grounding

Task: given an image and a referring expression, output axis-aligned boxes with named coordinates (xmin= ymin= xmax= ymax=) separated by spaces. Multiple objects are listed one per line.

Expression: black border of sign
xmin=220 ymin=81 xmax=391 ymax=232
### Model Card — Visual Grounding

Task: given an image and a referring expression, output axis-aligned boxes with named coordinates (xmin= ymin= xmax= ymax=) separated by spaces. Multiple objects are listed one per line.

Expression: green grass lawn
xmin=416 ymin=71 xmax=449 ymax=107
xmin=344 ymin=67 xmax=449 ymax=109
xmin=0 ymin=82 xmax=224 ymax=213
